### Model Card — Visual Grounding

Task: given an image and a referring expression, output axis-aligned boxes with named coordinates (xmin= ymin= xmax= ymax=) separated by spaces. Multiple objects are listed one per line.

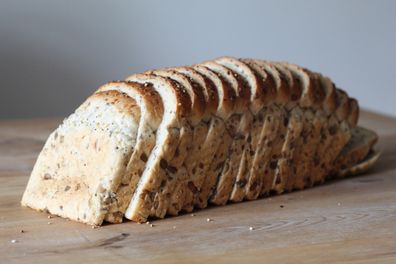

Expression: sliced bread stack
xmin=21 ymin=57 xmax=379 ymax=225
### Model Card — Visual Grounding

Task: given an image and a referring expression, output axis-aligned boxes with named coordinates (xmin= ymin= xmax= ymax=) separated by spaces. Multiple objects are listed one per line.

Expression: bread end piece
xmin=333 ymin=126 xmax=379 ymax=178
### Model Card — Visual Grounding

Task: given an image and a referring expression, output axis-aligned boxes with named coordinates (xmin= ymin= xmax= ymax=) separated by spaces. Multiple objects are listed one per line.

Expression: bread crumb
xmin=206 ymin=218 xmax=212 ymax=222
xmin=150 ymin=224 xmax=154 ymax=227
xmin=146 ymin=221 xmax=150 ymax=225
xmin=20 ymin=230 xmax=25 ymax=233
xmin=190 ymin=213 xmax=195 ymax=217
xmin=47 ymin=215 xmax=52 ymax=219
xmin=249 ymin=226 xmax=254 ymax=231
xmin=11 ymin=240 xmax=17 ymax=243
xmin=47 ymin=222 xmax=52 ymax=225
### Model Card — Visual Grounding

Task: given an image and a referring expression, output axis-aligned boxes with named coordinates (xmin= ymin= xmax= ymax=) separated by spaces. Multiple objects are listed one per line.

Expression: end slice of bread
xmin=21 ymin=91 xmax=140 ymax=225
xmin=333 ymin=126 xmax=379 ymax=177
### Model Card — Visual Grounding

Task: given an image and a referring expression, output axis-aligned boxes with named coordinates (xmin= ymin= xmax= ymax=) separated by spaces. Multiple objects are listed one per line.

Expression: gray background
xmin=1 ymin=0 xmax=395 ymax=119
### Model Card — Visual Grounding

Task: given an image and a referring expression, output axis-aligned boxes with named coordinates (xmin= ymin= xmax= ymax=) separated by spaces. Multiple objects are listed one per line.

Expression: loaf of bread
xmin=21 ymin=57 xmax=379 ymax=225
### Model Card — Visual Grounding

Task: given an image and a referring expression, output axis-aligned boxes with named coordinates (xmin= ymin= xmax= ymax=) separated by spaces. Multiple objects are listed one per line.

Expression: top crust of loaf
xmin=98 ymin=81 xmax=163 ymax=128
xmin=335 ymin=89 xmax=351 ymax=122
xmin=271 ymin=62 xmax=303 ymax=106
xmin=169 ymin=66 xmax=219 ymax=117
xmin=214 ymin=56 xmax=264 ymax=113
xmin=145 ymin=69 xmax=206 ymax=124
xmin=245 ymin=59 xmax=290 ymax=105
xmin=192 ymin=64 xmax=236 ymax=119
xmin=126 ymin=73 xmax=192 ymax=118
xmin=347 ymin=98 xmax=359 ymax=126
xmin=317 ymin=74 xmax=338 ymax=115
xmin=200 ymin=61 xmax=250 ymax=113
xmin=241 ymin=59 xmax=277 ymax=106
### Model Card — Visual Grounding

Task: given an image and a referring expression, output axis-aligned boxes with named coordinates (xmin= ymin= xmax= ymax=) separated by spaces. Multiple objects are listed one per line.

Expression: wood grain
xmin=1 ymin=111 xmax=396 ymax=263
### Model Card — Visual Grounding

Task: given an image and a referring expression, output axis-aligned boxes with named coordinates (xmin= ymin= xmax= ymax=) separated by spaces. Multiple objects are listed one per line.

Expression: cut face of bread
xmin=124 ymin=74 xmax=192 ymax=222
xmin=21 ymin=91 xmax=141 ymax=225
xmin=200 ymin=61 xmax=253 ymax=205
xmin=191 ymin=65 xmax=236 ymax=209
xmin=95 ymin=81 xmax=163 ymax=223
xmin=22 ymin=57 xmax=379 ymax=225
xmin=214 ymin=57 xmax=268 ymax=202
xmin=143 ymin=69 xmax=208 ymax=214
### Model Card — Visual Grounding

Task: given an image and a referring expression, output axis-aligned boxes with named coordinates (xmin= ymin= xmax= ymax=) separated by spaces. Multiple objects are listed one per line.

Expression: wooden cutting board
xmin=1 ymin=110 xmax=396 ymax=263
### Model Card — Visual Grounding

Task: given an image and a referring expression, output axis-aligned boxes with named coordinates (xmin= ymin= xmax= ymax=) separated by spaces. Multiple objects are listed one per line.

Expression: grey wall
xmin=1 ymin=0 xmax=395 ymax=119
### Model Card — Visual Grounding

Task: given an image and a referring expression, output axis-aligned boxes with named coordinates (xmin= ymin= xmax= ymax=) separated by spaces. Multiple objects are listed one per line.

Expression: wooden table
xmin=1 ymin=110 xmax=396 ymax=263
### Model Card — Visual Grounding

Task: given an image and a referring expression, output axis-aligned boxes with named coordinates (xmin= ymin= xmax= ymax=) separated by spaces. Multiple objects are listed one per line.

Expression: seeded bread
xmin=123 ymin=74 xmax=191 ymax=222
xmin=200 ymin=61 xmax=252 ymax=205
xmin=214 ymin=57 xmax=267 ymax=202
xmin=143 ymin=69 xmax=207 ymax=215
xmin=21 ymin=91 xmax=141 ymax=225
xmin=191 ymin=65 xmax=236 ymax=209
xmin=95 ymin=81 xmax=163 ymax=223
xmin=333 ymin=126 xmax=378 ymax=176
xmin=22 ymin=56 xmax=378 ymax=225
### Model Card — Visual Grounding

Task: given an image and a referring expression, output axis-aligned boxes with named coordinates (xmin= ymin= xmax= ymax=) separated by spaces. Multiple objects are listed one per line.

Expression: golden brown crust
xmin=240 ymin=59 xmax=277 ymax=105
xmin=334 ymin=88 xmax=351 ymax=122
xmin=145 ymin=69 xmax=206 ymax=124
xmin=98 ymin=81 xmax=163 ymax=127
xmin=200 ymin=61 xmax=250 ymax=113
xmin=347 ymin=98 xmax=359 ymax=126
xmin=126 ymin=73 xmax=192 ymax=118
xmin=214 ymin=56 xmax=264 ymax=113
xmin=170 ymin=66 xmax=219 ymax=117
xmin=192 ymin=65 xmax=236 ymax=119
xmin=317 ymin=74 xmax=338 ymax=115
xmin=251 ymin=60 xmax=291 ymax=105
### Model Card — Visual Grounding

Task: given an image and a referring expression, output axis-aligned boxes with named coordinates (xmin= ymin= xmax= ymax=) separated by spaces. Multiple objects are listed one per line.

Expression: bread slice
xmin=333 ymin=126 xmax=378 ymax=176
xmin=166 ymin=67 xmax=220 ymax=213
xmin=124 ymin=74 xmax=192 ymax=222
xmin=265 ymin=62 xmax=303 ymax=194
xmin=311 ymin=89 xmax=353 ymax=185
xmin=200 ymin=61 xmax=252 ymax=205
xmin=280 ymin=64 xmax=325 ymax=191
xmin=95 ymin=81 xmax=163 ymax=223
xmin=239 ymin=59 xmax=278 ymax=200
xmin=338 ymin=150 xmax=380 ymax=177
xmin=241 ymin=59 xmax=289 ymax=197
xmin=142 ymin=69 xmax=207 ymax=215
xmin=21 ymin=90 xmax=141 ymax=225
xmin=214 ymin=57 xmax=267 ymax=202
xmin=191 ymin=65 xmax=236 ymax=209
